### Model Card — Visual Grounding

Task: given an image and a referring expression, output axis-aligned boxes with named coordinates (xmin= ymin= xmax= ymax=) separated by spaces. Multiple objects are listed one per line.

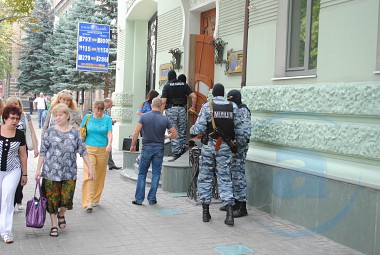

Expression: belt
xmin=166 ymin=104 xmax=186 ymax=109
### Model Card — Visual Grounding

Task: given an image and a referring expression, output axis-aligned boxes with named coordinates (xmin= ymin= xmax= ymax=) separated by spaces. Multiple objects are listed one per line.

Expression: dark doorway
xmin=146 ymin=13 xmax=157 ymax=95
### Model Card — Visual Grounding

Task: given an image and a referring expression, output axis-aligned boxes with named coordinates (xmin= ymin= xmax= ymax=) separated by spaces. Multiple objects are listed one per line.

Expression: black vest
xmin=207 ymin=102 xmax=235 ymax=139
xmin=166 ymin=80 xmax=187 ymax=106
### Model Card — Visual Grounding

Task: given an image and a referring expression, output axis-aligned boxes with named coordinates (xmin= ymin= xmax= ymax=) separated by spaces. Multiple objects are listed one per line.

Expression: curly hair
xmin=2 ymin=106 xmax=22 ymax=120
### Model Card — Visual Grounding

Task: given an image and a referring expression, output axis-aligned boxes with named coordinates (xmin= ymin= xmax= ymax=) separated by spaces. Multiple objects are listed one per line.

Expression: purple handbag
xmin=26 ymin=180 xmax=47 ymax=228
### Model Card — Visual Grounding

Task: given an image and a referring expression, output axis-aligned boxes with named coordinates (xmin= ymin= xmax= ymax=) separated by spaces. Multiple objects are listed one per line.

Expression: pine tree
xmin=50 ymin=0 xmax=107 ymax=92
xmin=17 ymin=0 xmax=54 ymax=94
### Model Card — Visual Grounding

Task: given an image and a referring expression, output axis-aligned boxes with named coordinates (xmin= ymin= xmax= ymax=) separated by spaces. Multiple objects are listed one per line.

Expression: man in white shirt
xmin=34 ymin=92 xmax=46 ymax=128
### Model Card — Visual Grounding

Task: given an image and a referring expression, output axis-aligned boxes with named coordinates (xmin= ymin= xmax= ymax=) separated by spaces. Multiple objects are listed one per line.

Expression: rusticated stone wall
xmin=242 ymin=82 xmax=380 ymax=161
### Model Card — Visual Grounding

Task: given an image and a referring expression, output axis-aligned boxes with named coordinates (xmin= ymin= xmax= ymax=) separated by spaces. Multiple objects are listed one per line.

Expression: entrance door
xmin=193 ymin=35 xmax=214 ymax=122
xmin=192 ymin=9 xmax=216 ymax=123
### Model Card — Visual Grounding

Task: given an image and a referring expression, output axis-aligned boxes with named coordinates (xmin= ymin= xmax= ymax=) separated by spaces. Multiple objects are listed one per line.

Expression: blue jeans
xmin=134 ymin=145 xmax=164 ymax=204
xmin=37 ymin=109 xmax=46 ymax=128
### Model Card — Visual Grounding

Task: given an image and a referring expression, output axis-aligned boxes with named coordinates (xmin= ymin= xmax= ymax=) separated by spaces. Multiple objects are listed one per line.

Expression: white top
xmin=34 ymin=97 xmax=46 ymax=110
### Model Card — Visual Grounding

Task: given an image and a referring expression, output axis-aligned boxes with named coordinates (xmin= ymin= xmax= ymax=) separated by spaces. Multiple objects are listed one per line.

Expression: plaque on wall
xmin=226 ymin=50 xmax=243 ymax=74
xmin=159 ymin=63 xmax=173 ymax=87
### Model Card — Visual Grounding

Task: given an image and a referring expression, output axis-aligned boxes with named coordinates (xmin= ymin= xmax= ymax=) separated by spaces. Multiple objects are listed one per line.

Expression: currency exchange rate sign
xmin=76 ymin=22 xmax=110 ymax=72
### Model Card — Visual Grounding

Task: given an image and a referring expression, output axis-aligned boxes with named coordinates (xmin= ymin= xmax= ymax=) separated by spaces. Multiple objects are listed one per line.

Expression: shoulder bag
xmin=79 ymin=114 xmax=91 ymax=142
xmin=26 ymin=180 xmax=47 ymax=228
xmin=24 ymin=113 xmax=34 ymax=151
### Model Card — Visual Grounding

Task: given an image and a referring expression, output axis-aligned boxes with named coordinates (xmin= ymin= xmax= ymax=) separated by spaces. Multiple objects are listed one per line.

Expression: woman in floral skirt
xmin=35 ymin=103 xmax=94 ymax=237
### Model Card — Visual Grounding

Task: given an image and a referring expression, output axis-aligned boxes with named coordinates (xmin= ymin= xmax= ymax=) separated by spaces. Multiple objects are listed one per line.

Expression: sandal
xmin=57 ymin=214 xmax=66 ymax=229
xmin=50 ymin=227 xmax=59 ymax=237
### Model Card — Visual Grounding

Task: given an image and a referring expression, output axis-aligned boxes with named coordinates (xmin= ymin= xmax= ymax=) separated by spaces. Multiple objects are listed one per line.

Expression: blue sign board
xmin=76 ymin=22 xmax=110 ymax=72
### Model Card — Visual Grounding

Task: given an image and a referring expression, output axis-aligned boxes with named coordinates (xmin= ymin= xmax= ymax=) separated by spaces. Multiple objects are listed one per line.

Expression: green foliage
xmin=0 ymin=22 xmax=12 ymax=78
xmin=0 ymin=0 xmax=35 ymax=23
xmin=17 ymin=0 xmax=54 ymax=94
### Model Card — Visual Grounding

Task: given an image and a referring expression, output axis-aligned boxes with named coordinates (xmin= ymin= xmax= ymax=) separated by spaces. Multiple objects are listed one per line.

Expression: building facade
xmin=113 ymin=1 xmax=380 ymax=254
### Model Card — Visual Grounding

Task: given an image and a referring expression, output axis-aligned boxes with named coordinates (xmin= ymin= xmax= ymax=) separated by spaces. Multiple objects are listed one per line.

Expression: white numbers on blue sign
xmin=79 ymin=36 xmax=92 ymax=42
xmin=97 ymin=38 xmax=109 ymax=44
xmin=97 ymin=47 xmax=109 ymax=53
xmin=78 ymin=55 xmax=91 ymax=60
xmin=79 ymin=45 xmax=91 ymax=52
xmin=96 ymin=56 xmax=109 ymax=62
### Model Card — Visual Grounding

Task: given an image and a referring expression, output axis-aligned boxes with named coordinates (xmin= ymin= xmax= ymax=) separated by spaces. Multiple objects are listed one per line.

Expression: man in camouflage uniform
xmin=162 ymin=70 xmax=197 ymax=162
xmin=225 ymin=89 xmax=251 ymax=218
xmin=190 ymin=84 xmax=243 ymax=226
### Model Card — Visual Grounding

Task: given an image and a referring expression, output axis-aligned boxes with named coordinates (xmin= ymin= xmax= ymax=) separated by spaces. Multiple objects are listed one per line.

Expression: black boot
xmin=220 ymin=200 xmax=240 ymax=211
xmin=202 ymin=204 xmax=211 ymax=222
xmin=233 ymin=201 xmax=248 ymax=218
xmin=224 ymin=205 xmax=234 ymax=226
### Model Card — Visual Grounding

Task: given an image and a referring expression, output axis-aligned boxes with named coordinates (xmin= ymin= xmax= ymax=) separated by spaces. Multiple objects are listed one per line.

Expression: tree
xmin=0 ymin=0 xmax=35 ymax=23
xmin=97 ymin=0 xmax=118 ymax=97
xmin=17 ymin=0 xmax=54 ymax=94
xmin=49 ymin=0 xmax=106 ymax=92
xmin=0 ymin=22 xmax=12 ymax=79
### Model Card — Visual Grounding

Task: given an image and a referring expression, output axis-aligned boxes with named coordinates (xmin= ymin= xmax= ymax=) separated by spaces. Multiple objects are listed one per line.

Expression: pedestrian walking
xmin=219 ymin=89 xmax=251 ymax=218
xmin=130 ymin=98 xmax=177 ymax=205
xmin=28 ymin=94 xmax=35 ymax=115
xmin=35 ymin=103 xmax=94 ymax=237
xmin=43 ymin=90 xmax=82 ymax=136
xmin=161 ymin=70 xmax=197 ymax=162
xmin=0 ymin=106 xmax=28 ymax=243
xmin=34 ymin=92 xmax=47 ymax=128
xmin=103 ymin=98 xmax=121 ymax=170
xmin=5 ymin=97 xmax=39 ymax=212
xmin=81 ymin=101 xmax=112 ymax=212
xmin=190 ymin=83 xmax=243 ymax=226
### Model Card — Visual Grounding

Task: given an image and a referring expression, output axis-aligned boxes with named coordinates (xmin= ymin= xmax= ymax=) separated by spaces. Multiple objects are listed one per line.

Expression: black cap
xmin=212 ymin=83 xmax=224 ymax=97
xmin=227 ymin=89 xmax=242 ymax=106
xmin=167 ymin=70 xmax=177 ymax=81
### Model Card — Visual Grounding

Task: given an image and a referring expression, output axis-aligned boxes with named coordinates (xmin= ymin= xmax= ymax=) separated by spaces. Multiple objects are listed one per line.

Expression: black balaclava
xmin=178 ymin=74 xmax=186 ymax=83
xmin=227 ymin=89 xmax=242 ymax=106
xmin=212 ymin=83 xmax=224 ymax=97
xmin=167 ymin=70 xmax=177 ymax=81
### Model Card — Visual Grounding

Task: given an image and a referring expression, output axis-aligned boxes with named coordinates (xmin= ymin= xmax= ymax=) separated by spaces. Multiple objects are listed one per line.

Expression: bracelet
xmin=22 ymin=174 xmax=27 ymax=176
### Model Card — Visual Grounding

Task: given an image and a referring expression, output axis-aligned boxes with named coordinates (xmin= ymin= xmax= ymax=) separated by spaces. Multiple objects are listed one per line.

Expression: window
xmin=286 ymin=0 xmax=320 ymax=76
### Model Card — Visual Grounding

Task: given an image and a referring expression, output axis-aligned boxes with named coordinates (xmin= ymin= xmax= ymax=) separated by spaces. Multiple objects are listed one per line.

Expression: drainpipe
xmin=241 ymin=0 xmax=250 ymax=88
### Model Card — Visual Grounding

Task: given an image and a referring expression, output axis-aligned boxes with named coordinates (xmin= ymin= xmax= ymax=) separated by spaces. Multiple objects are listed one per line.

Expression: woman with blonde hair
xmin=5 ymin=97 xmax=39 ymax=211
xmin=35 ymin=103 xmax=94 ymax=237
xmin=42 ymin=90 xmax=82 ymax=135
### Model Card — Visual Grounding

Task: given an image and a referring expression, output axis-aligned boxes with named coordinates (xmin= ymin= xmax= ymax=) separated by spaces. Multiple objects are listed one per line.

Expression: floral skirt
xmin=42 ymin=179 xmax=76 ymax=214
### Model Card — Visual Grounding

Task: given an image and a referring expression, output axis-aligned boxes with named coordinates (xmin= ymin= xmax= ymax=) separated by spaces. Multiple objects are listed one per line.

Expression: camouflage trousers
xmin=231 ymin=144 xmax=249 ymax=202
xmin=197 ymin=139 xmax=234 ymax=206
xmin=165 ymin=106 xmax=187 ymax=154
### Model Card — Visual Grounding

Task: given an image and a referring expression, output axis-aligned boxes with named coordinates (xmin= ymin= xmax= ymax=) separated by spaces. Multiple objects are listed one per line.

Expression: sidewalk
xmin=0 ymin=116 xmax=362 ymax=255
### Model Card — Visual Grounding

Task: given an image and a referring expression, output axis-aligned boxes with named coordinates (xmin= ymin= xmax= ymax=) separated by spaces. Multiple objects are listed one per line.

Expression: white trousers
xmin=0 ymin=169 xmax=21 ymax=238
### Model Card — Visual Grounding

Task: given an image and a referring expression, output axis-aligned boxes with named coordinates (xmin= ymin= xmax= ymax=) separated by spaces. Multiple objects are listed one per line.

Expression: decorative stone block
xmin=111 ymin=106 xmax=133 ymax=122
xmin=112 ymin=91 xmax=133 ymax=107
